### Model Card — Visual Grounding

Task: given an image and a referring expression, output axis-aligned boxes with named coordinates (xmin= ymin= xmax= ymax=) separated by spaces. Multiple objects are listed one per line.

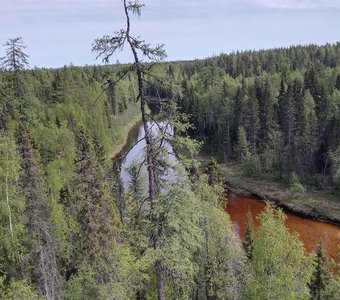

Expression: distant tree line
xmin=175 ymin=43 xmax=340 ymax=187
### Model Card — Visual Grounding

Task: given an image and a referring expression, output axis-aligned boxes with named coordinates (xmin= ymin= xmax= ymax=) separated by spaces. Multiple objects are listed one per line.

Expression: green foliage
xmin=309 ymin=242 xmax=331 ymax=300
xmin=204 ymin=158 xmax=224 ymax=185
xmin=145 ymin=184 xmax=204 ymax=299
xmin=289 ymin=172 xmax=307 ymax=196
xmin=194 ymin=176 xmax=247 ymax=299
xmin=63 ymin=264 xmax=106 ymax=300
xmin=323 ymin=275 xmax=340 ymax=300
xmin=1 ymin=39 xmax=340 ymax=299
xmin=244 ymin=204 xmax=313 ymax=300
xmin=0 ymin=131 xmax=26 ymax=266
xmin=0 ymin=62 xmax=143 ymax=297
xmin=329 ymin=146 xmax=340 ymax=188
xmin=2 ymin=279 xmax=42 ymax=300
xmin=236 ymin=126 xmax=250 ymax=161
xmin=176 ymin=43 xmax=340 ymax=191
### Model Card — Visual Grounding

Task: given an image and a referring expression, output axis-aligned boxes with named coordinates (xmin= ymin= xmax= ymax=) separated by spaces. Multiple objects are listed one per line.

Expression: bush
xmin=242 ymin=154 xmax=262 ymax=178
xmin=289 ymin=172 xmax=306 ymax=196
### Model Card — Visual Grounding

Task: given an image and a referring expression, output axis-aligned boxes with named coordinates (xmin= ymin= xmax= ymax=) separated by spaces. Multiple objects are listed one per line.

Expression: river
xmin=227 ymin=192 xmax=340 ymax=263
xmin=118 ymin=121 xmax=340 ymax=263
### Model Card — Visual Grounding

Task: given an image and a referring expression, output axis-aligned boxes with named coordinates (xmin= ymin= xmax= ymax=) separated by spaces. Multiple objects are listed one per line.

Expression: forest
xmin=1 ymin=1 xmax=340 ymax=299
xmin=176 ymin=43 xmax=340 ymax=186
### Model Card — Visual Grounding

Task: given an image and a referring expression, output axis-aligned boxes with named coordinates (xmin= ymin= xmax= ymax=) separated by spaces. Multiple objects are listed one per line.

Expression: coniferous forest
xmin=1 ymin=1 xmax=340 ymax=299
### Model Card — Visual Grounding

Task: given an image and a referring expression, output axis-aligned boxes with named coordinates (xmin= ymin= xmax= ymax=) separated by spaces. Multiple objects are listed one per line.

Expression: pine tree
xmin=277 ymin=77 xmax=286 ymax=130
xmin=304 ymin=68 xmax=330 ymax=173
xmin=0 ymin=131 xmax=24 ymax=270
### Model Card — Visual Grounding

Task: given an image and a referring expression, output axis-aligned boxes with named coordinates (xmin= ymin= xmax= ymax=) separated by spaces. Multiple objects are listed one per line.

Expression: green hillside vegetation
xmin=0 ymin=28 xmax=340 ymax=300
xmin=174 ymin=43 xmax=340 ymax=222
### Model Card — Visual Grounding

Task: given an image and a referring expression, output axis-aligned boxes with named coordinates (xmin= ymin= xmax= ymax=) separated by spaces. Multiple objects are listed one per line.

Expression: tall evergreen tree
xmin=16 ymin=123 xmax=60 ymax=299
xmin=1 ymin=37 xmax=29 ymax=113
xmin=304 ymin=68 xmax=330 ymax=172
xmin=244 ymin=84 xmax=259 ymax=153
xmin=279 ymin=80 xmax=297 ymax=175
xmin=233 ymin=86 xmax=245 ymax=141
xmin=256 ymin=78 xmax=275 ymax=149
xmin=294 ymin=88 xmax=317 ymax=178
xmin=236 ymin=126 xmax=250 ymax=161
xmin=72 ymin=125 xmax=120 ymax=282
xmin=309 ymin=242 xmax=330 ymax=300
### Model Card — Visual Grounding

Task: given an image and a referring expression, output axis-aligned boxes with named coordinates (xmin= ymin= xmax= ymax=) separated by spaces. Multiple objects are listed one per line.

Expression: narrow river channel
xmin=118 ymin=120 xmax=340 ymax=263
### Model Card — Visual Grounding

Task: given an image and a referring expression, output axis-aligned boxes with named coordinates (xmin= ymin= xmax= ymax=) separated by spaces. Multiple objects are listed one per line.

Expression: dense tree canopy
xmin=0 ymin=26 xmax=339 ymax=299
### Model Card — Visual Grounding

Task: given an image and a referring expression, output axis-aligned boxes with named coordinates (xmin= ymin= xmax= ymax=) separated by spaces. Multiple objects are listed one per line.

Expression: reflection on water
xmin=117 ymin=121 xmax=179 ymax=194
xmin=226 ymin=192 xmax=340 ymax=263
xmin=115 ymin=119 xmax=340 ymax=264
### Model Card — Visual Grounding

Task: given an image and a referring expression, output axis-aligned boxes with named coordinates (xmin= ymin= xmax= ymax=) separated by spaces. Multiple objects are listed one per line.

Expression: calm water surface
xmin=226 ymin=192 xmax=340 ymax=263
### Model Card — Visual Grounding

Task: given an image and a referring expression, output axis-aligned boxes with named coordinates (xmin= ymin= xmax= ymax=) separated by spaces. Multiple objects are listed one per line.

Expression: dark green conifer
xmin=16 ymin=123 xmax=60 ymax=299
xmin=309 ymin=242 xmax=330 ymax=300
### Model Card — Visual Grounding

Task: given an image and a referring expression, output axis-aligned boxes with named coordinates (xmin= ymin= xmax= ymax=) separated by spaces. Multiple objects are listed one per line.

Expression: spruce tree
xmin=236 ymin=126 xmax=250 ymax=161
xmin=309 ymin=242 xmax=330 ymax=300
xmin=72 ymin=125 xmax=120 ymax=282
xmin=1 ymin=37 xmax=29 ymax=113
xmin=16 ymin=123 xmax=60 ymax=299
xmin=244 ymin=83 xmax=259 ymax=153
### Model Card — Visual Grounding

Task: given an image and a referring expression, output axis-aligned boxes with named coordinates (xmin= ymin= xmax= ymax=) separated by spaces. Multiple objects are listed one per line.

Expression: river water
xmin=227 ymin=192 xmax=340 ymax=263
xmin=118 ymin=121 xmax=340 ymax=263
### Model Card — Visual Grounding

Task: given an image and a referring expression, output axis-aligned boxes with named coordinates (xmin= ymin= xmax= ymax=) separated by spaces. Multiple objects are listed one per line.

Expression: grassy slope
xmin=108 ymin=103 xmax=142 ymax=159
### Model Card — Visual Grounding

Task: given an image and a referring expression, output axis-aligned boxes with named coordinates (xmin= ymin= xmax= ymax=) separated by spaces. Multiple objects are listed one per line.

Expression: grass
xmin=219 ymin=162 xmax=340 ymax=225
xmin=108 ymin=103 xmax=142 ymax=159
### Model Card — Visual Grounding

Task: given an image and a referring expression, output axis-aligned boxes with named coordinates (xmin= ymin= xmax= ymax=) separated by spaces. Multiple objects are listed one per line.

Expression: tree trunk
xmin=156 ymin=260 xmax=165 ymax=300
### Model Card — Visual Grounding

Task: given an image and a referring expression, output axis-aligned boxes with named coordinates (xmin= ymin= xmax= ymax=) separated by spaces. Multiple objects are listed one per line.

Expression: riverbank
xmin=220 ymin=163 xmax=340 ymax=226
xmin=108 ymin=104 xmax=142 ymax=159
